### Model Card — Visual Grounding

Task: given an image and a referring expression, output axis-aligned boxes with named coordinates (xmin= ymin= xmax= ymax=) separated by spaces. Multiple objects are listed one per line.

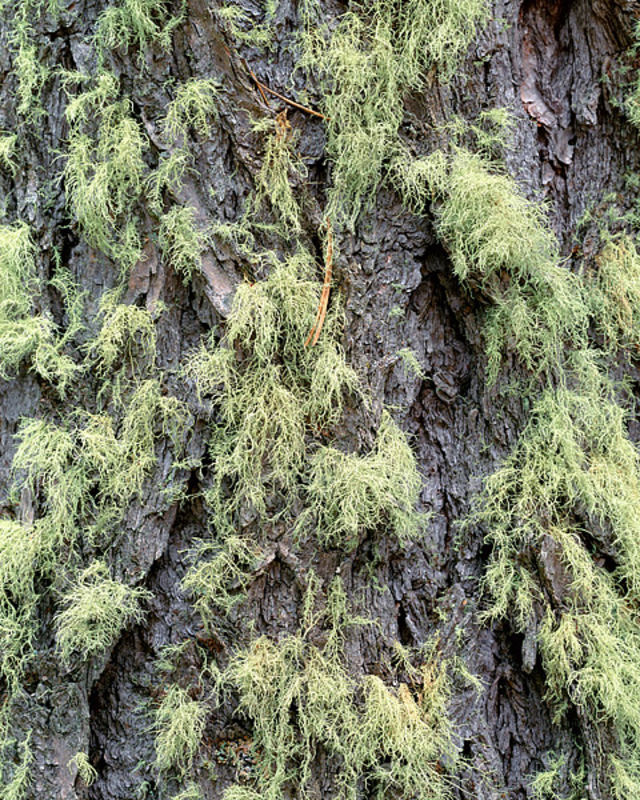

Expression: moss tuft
xmin=223 ymin=579 xmax=454 ymax=799
xmin=159 ymin=205 xmax=204 ymax=283
xmin=154 ymin=685 xmax=208 ymax=776
xmin=298 ymin=411 xmax=426 ymax=549
xmin=55 ymin=561 xmax=151 ymax=665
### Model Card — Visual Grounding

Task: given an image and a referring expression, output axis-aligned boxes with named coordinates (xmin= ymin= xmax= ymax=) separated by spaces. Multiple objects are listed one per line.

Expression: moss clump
xmin=67 ymin=752 xmax=98 ymax=787
xmin=249 ymin=112 xmax=306 ymax=236
xmin=223 ymin=579 xmax=455 ymax=800
xmin=184 ymin=250 xmax=359 ymax=533
xmin=55 ymin=561 xmax=151 ymax=665
xmin=0 ymin=521 xmax=39 ymax=693
xmin=162 ymin=78 xmax=219 ymax=142
xmin=181 ymin=535 xmax=261 ymax=622
xmin=471 ymin=353 xmax=640 ymax=798
xmin=154 ymin=685 xmax=208 ymax=776
xmin=13 ymin=380 xmax=188 ymax=549
xmin=95 ymin=0 xmax=185 ymax=62
xmin=400 ymin=148 xmax=589 ymax=382
xmin=299 ymin=0 xmax=488 ymax=227
xmin=298 ymin=411 xmax=426 ymax=549
xmin=159 ymin=206 xmax=204 ymax=283
xmin=0 ymin=731 xmax=33 ymax=800
xmin=0 ymin=223 xmax=77 ymax=389
xmin=587 ymin=234 xmax=640 ymax=354
xmin=64 ymin=75 xmax=147 ymax=271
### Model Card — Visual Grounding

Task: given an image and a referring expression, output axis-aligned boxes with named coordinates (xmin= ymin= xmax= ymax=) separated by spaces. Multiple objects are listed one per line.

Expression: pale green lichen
xmin=56 ymin=561 xmax=151 ymax=665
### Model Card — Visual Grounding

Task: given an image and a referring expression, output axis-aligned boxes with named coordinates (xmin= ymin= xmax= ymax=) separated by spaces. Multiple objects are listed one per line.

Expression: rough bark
xmin=0 ymin=1 xmax=638 ymax=799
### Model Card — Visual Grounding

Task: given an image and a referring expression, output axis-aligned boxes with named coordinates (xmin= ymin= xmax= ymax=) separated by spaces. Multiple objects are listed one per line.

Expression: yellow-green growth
xmin=159 ymin=206 xmax=204 ymax=283
xmin=0 ymin=224 xmax=78 ymax=390
xmin=587 ymin=234 xmax=640 ymax=354
xmin=298 ymin=411 xmax=426 ymax=549
xmin=299 ymin=0 xmax=488 ymax=227
xmin=162 ymin=78 xmax=219 ymax=142
xmin=154 ymin=685 xmax=207 ymax=776
xmin=95 ymin=0 xmax=185 ymax=62
xmin=0 ymin=521 xmax=39 ymax=692
xmin=88 ymin=299 xmax=157 ymax=385
xmin=182 ymin=536 xmax=260 ymax=622
xmin=146 ymin=148 xmax=191 ymax=213
xmin=249 ymin=113 xmax=305 ymax=236
xmin=183 ymin=251 xmax=358 ymax=532
xmin=473 ymin=354 xmax=640 ymax=797
xmin=55 ymin=561 xmax=151 ymax=665
xmin=64 ymin=79 xmax=147 ymax=271
xmin=0 ymin=134 xmax=17 ymax=174
xmin=0 ymin=731 xmax=33 ymax=800
xmin=224 ymin=579 xmax=454 ymax=800
xmin=67 ymin=752 xmax=98 ymax=786
xmin=403 ymin=148 xmax=588 ymax=381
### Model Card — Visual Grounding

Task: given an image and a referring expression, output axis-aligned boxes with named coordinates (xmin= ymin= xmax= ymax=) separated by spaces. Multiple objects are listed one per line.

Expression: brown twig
xmin=241 ymin=58 xmax=329 ymax=120
xmin=305 ymin=220 xmax=333 ymax=347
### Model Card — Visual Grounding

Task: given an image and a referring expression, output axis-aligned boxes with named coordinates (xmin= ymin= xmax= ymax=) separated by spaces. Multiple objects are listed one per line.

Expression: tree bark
xmin=0 ymin=1 xmax=638 ymax=799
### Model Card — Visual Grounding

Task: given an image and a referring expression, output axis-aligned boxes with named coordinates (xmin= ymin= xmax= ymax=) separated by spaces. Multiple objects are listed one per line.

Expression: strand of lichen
xmin=219 ymin=578 xmax=455 ymax=800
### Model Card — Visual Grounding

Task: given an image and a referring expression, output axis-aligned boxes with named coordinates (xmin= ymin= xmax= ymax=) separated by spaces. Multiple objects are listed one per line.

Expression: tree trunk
xmin=0 ymin=1 xmax=638 ymax=799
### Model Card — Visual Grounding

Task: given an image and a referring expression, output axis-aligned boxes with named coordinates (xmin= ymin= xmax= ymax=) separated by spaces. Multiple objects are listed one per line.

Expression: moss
xmin=159 ymin=206 xmax=204 ymax=283
xmin=162 ymin=78 xmax=219 ymax=143
xmin=223 ymin=579 xmax=455 ymax=800
xmin=154 ymin=685 xmax=208 ymax=776
xmin=0 ymin=134 xmax=17 ymax=174
xmin=181 ymin=535 xmax=261 ymax=623
xmin=0 ymin=521 xmax=39 ymax=692
xmin=67 ymin=752 xmax=98 ymax=787
xmin=298 ymin=0 xmax=488 ymax=227
xmin=88 ymin=298 xmax=157 ymax=390
xmin=184 ymin=250 xmax=359 ymax=533
xmin=146 ymin=148 xmax=192 ymax=213
xmin=64 ymin=77 xmax=147 ymax=272
xmin=399 ymin=147 xmax=589 ymax=382
xmin=13 ymin=380 xmax=189 ymax=550
xmin=0 ymin=224 xmax=79 ymax=391
xmin=586 ymin=234 xmax=640 ymax=354
xmin=297 ymin=411 xmax=426 ymax=550
xmin=249 ymin=113 xmax=306 ymax=236
xmin=471 ymin=353 xmax=640 ymax=797
xmin=95 ymin=0 xmax=185 ymax=63
xmin=0 ymin=731 xmax=33 ymax=800
xmin=55 ymin=561 xmax=151 ymax=665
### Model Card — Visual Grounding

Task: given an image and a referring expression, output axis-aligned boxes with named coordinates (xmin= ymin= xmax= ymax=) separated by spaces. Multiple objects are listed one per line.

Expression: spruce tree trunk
xmin=0 ymin=1 xmax=638 ymax=799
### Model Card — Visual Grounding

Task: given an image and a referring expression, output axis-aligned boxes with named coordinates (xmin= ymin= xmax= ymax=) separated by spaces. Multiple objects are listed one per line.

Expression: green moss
xmin=400 ymin=148 xmax=589 ymax=382
xmin=472 ymin=353 xmax=640 ymax=797
xmin=182 ymin=535 xmax=261 ymax=623
xmin=146 ymin=148 xmax=192 ymax=213
xmin=249 ymin=113 xmax=306 ymax=236
xmin=0 ymin=731 xmax=33 ymax=800
xmin=95 ymin=0 xmax=185 ymax=63
xmin=297 ymin=411 xmax=426 ymax=550
xmin=0 ymin=224 xmax=79 ymax=391
xmin=64 ymin=78 xmax=147 ymax=271
xmin=88 ymin=298 xmax=157 ymax=388
xmin=298 ymin=0 xmax=488 ymax=227
xmin=154 ymin=685 xmax=208 ymax=776
xmin=586 ymin=234 xmax=640 ymax=354
xmin=67 ymin=752 xmax=98 ymax=787
xmin=0 ymin=134 xmax=17 ymax=174
xmin=158 ymin=206 xmax=204 ymax=283
xmin=184 ymin=250 xmax=359 ymax=533
xmin=223 ymin=579 xmax=455 ymax=800
xmin=162 ymin=78 xmax=219 ymax=143
xmin=0 ymin=521 xmax=39 ymax=692
xmin=55 ymin=560 xmax=151 ymax=665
